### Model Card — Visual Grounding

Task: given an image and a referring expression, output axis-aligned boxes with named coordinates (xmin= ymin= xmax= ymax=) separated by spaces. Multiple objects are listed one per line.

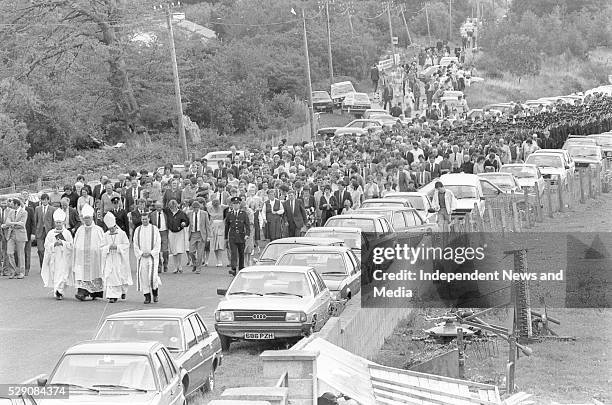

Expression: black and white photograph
xmin=0 ymin=0 xmax=611 ymax=403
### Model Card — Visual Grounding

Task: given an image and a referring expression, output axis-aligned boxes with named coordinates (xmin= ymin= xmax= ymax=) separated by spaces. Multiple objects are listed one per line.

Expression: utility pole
xmin=400 ymin=5 xmax=412 ymax=46
xmin=449 ymin=0 xmax=453 ymax=42
xmin=324 ymin=0 xmax=334 ymax=88
xmin=425 ymin=5 xmax=432 ymax=45
xmin=386 ymin=1 xmax=396 ymax=65
xmin=300 ymin=8 xmax=317 ymax=142
xmin=161 ymin=1 xmax=188 ymax=162
xmin=347 ymin=2 xmax=354 ymax=37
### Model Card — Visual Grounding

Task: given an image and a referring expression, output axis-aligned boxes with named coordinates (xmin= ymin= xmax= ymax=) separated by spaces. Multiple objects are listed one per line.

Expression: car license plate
xmin=244 ymin=332 xmax=274 ymax=339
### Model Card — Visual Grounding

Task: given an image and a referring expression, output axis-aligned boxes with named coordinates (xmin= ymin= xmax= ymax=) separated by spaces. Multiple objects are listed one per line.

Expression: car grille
xmin=233 ymin=311 xmax=287 ymax=322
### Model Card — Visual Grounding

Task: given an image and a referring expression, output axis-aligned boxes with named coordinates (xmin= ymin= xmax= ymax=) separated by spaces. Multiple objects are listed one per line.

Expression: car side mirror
xmin=216 ymin=288 xmax=227 ymax=296
xmin=427 ymin=208 xmax=436 ymax=213
xmin=37 ymin=377 xmax=48 ymax=387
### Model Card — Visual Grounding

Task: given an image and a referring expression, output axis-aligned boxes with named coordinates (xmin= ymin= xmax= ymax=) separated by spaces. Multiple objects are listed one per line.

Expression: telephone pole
xmin=159 ymin=1 xmax=188 ymax=162
xmin=425 ymin=5 xmax=432 ymax=45
xmin=448 ymin=0 xmax=453 ymax=41
xmin=387 ymin=2 xmax=396 ymax=65
xmin=300 ymin=8 xmax=317 ymax=142
xmin=400 ymin=5 xmax=412 ymax=46
xmin=324 ymin=0 xmax=334 ymax=88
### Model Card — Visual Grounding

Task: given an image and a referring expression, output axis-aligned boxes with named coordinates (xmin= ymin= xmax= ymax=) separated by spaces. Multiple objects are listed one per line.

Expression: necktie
xmin=158 ymin=212 xmax=161 ymax=228
xmin=194 ymin=212 xmax=198 ymax=232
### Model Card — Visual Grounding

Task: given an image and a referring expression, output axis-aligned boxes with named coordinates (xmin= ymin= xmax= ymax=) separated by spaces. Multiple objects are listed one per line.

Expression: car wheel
xmin=219 ymin=334 xmax=231 ymax=352
xmin=203 ymin=369 xmax=215 ymax=392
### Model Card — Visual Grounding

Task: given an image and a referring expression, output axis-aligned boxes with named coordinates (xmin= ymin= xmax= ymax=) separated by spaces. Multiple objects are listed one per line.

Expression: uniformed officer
xmin=224 ymin=196 xmax=250 ymax=276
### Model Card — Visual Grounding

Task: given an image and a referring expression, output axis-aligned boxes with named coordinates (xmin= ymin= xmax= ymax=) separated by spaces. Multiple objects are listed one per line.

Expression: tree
xmin=0 ymin=114 xmax=30 ymax=185
xmin=495 ymin=34 xmax=541 ymax=82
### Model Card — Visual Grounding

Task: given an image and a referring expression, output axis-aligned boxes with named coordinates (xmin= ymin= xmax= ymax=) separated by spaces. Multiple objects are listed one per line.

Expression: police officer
xmin=224 ymin=196 xmax=250 ymax=276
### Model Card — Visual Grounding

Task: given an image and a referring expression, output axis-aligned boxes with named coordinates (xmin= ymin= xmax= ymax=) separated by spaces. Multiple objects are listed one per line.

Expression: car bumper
xmin=215 ymin=322 xmax=311 ymax=339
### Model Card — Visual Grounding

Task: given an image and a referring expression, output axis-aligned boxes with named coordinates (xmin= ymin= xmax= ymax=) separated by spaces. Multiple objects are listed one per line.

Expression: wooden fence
xmin=448 ymin=166 xmax=606 ymax=234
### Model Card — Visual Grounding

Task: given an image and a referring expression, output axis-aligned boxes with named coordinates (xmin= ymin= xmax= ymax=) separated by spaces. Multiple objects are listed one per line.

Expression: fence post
xmin=500 ymin=201 xmax=508 ymax=235
xmin=579 ymin=169 xmax=586 ymax=204
xmin=511 ymin=200 xmax=520 ymax=232
xmin=566 ymin=173 xmax=573 ymax=210
xmin=486 ymin=202 xmax=496 ymax=232
xmin=523 ymin=188 xmax=532 ymax=228
xmin=588 ymin=168 xmax=593 ymax=199
xmin=557 ymin=180 xmax=565 ymax=213
xmin=474 ymin=202 xmax=485 ymax=232
xmin=534 ymin=183 xmax=543 ymax=223
xmin=545 ymin=181 xmax=553 ymax=218
xmin=465 ymin=212 xmax=473 ymax=232
xmin=596 ymin=166 xmax=601 ymax=196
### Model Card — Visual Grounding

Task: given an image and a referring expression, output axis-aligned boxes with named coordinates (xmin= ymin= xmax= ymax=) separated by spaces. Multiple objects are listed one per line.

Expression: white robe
xmin=101 ymin=228 xmax=133 ymax=298
xmin=71 ymin=224 xmax=105 ymax=293
xmin=134 ymin=224 xmax=162 ymax=294
xmin=41 ymin=228 xmax=73 ymax=294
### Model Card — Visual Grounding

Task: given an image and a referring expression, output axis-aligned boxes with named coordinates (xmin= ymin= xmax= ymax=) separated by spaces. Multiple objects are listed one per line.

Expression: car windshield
xmin=361 ymin=201 xmax=405 ymax=208
xmin=445 ymin=185 xmax=478 ymax=199
xmin=525 ymin=155 xmax=563 ymax=168
xmin=354 ymin=94 xmax=369 ymax=103
xmin=312 ymin=92 xmax=330 ymax=101
xmin=227 ymin=271 xmax=310 ymax=297
xmin=260 ymin=243 xmax=312 ymax=261
xmin=567 ymin=146 xmax=600 ymax=158
xmin=49 ymin=354 xmax=156 ymax=392
xmin=325 ymin=218 xmax=375 ymax=232
xmin=306 ymin=231 xmax=361 ymax=250
xmin=369 ymin=114 xmax=393 ymax=120
xmin=277 ymin=253 xmax=348 ymax=275
xmin=331 ymin=83 xmax=354 ymax=97
xmin=591 ymin=136 xmax=612 ymax=146
xmin=501 ymin=166 xmax=537 ymax=178
xmin=96 ymin=319 xmax=183 ymax=351
xmin=387 ymin=196 xmax=425 ymax=210
xmin=481 ymin=175 xmax=515 ymax=187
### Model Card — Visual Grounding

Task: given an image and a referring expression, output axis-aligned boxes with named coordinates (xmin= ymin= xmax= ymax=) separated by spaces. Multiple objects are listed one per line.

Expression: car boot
xmin=152 ymin=289 xmax=159 ymax=303
xmin=144 ymin=293 xmax=151 ymax=304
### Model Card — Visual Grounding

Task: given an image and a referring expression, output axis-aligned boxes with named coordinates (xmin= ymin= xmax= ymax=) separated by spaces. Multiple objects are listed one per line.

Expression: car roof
xmin=328 ymin=213 xmax=387 ymax=221
xmin=501 ymin=163 xmax=538 ymax=168
xmin=386 ymin=192 xmax=427 ymax=197
xmin=358 ymin=206 xmax=418 ymax=213
xmin=307 ymin=226 xmax=362 ymax=233
xmin=105 ymin=308 xmax=196 ymax=320
xmin=439 ymin=173 xmax=481 ymax=185
xmin=65 ymin=340 xmax=161 ymax=355
xmin=527 ymin=152 xmax=562 ymax=157
xmin=363 ymin=198 xmax=408 ymax=203
xmin=479 ymin=172 xmax=513 ymax=176
xmin=240 ymin=265 xmax=313 ymax=274
xmin=535 ymin=149 xmax=568 ymax=153
xmin=267 ymin=237 xmax=344 ymax=245
xmin=280 ymin=246 xmax=352 ymax=254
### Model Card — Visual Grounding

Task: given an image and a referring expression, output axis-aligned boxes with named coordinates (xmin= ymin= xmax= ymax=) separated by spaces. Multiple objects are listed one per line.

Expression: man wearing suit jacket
xmin=213 ymin=161 xmax=228 ymax=180
xmin=59 ymin=197 xmax=81 ymax=236
xmin=333 ymin=182 xmax=352 ymax=215
xmin=21 ymin=197 xmax=35 ymax=276
xmin=225 ymin=197 xmax=250 ymax=276
xmin=114 ymin=174 xmax=129 ymax=190
xmin=109 ymin=196 xmax=129 ymax=236
xmin=125 ymin=178 xmax=142 ymax=212
xmin=2 ymin=198 xmax=28 ymax=279
xmin=424 ymin=155 xmax=442 ymax=179
xmin=92 ymin=176 xmax=109 ymax=202
xmin=187 ymin=200 xmax=211 ymax=273
xmin=150 ymin=201 xmax=170 ymax=273
xmin=283 ymin=189 xmax=308 ymax=237
xmin=0 ymin=198 xmax=13 ymax=276
xmin=319 ymin=185 xmax=338 ymax=225
xmin=34 ymin=194 xmax=56 ymax=268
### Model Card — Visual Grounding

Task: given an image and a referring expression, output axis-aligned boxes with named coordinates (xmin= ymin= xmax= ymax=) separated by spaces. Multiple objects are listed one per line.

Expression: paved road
xmin=0 ymin=249 xmax=236 ymax=384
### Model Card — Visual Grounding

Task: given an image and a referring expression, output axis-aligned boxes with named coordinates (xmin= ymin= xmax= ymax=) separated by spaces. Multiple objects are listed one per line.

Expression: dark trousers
xmin=229 ymin=239 xmax=245 ymax=271
xmin=372 ymin=79 xmax=378 ymax=93
xmin=24 ymin=239 xmax=31 ymax=274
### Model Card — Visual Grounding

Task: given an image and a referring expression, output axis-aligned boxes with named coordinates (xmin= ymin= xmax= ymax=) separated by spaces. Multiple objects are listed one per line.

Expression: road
xmin=0 ymin=250 xmax=234 ymax=384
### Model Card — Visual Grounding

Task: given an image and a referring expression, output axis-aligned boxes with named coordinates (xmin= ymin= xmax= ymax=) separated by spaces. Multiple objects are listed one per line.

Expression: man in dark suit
xmin=224 ymin=197 xmax=250 ymax=276
xmin=92 ymin=176 xmax=109 ymax=203
xmin=109 ymin=196 xmax=129 ymax=235
xmin=34 ymin=193 xmax=56 ymax=268
xmin=125 ymin=178 xmax=141 ymax=212
xmin=283 ymin=189 xmax=307 ymax=237
xmin=150 ymin=201 xmax=170 ymax=273
xmin=23 ymin=200 xmax=34 ymax=276
xmin=425 ymin=155 xmax=442 ymax=179
xmin=213 ymin=161 xmax=227 ymax=180
xmin=114 ymin=174 xmax=129 ymax=190
xmin=334 ymin=182 xmax=352 ymax=215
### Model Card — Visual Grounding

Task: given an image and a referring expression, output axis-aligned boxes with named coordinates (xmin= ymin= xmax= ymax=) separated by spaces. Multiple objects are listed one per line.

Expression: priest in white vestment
xmin=41 ymin=209 xmax=73 ymax=300
xmin=71 ymin=204 xmax=105 ymax=301
xmin=133 ymin=211 xmax=162 ymax=304
xmin=101 ymin=212 xmax=132 ymax=303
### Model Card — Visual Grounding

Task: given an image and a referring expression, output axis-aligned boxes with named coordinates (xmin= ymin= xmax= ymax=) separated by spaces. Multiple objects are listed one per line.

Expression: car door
xmin=180 ymin=317 xmax=202 ymax=394
xmin=156 ymin=348 xmax=183 ymax=405
xmin=344 ymin=251 xmax=361 ymax=296
xmin=313 ymin=270 xmax=332 ymax=324
xmin=391 ymin=211 xmax=407 ymax=231
xmin=186 ymin=315 xmax=208 ymax=391
xmin=195 ymin=314 xmax=219 ymax=380
xmin=306 ymin=271 xmax=324 ymax=329
xmin=152 ymin=349 xmax=175 ymax=405
xmin=480 ymin=179 xmax=502 ymax=198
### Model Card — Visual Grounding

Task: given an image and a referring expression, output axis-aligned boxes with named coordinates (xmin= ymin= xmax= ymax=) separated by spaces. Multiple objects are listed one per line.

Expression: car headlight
xmin=215 ymin=311 xmax=233 ymax=322
xmin=286 ymin=312 xmax=307 ymax=322
xmin=330 ymin=291 xmax=341 ymax=300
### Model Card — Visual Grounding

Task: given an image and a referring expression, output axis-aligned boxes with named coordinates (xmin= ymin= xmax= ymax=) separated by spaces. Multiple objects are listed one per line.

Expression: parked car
xmin=533 ymin=149 xmax=575 ymax=174
xmin=418 ymin=65 xmax=442 ymax=81
xmin=324 ymin=213 xmax=394 ymax=235
xmin=484 ymin=103 xmax=515 ymax=115
xmin=341 ymin=92 xmax=372 ymax=117
xmin=36 ymin=341 xmax=186 ymax=405
xmin=499 ymin=164 xmax=546 ymax=199
xmin=214 ymin=266 xmax=332 ymax=351
xmin=362 ymin=108 xmax=389 ymax=119
xmin=203 ymin=150 xmax=244 ymax=167
xmin=94 ymin=309 xmax=221 ymax=395
xmin=255 ymin=237 xmax=344 ymax=265
xmin=355 ymin=207 xmax=438 ymax=233
xmin=525 ymin=153 xmax=568 ymax=187
xmin=360 ymin=198 xmax=413 ymax=208
xmin=478 ymin=172 xmax=522 ymax=194
xmin=439 ymin=56 xmax=459 ymax=66
xmin=334 ymin=119 xmax=382 ymax=137
xmin=564 ymin=144 xmax=604 ymax=170
xmin=419 ymin=173 xmax=486 ymax=217
xmin=304 ymin=227 xmax=366 ymax=258
xmin=384 ymin=192 xmax=437 ymax=223
xmin=156 ymin=165 xmax=187 ymax=176
xmin=561 ymin=136 xmax=597 ymax=149
xmin=312 ymin=91 xmax=333 ymax=113
xmin=587 ymin=134 xmax=612 ymax=161
xmin=365 ymin=112 xmax=399 ymax=127
xmin=276 ymin=246 xmax=361 ymax=301
xmin=330 ymin=81 xmax=356 ymax=107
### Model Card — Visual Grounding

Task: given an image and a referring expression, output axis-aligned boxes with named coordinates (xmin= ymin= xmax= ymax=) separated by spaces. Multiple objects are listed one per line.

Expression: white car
xmin=419 ymin=173 xmax=486 ymax=217
xmin=341 ymin=92 xmax=372 ymax=116
xmin=384 ymin=192 xmax=437 ymax=223
xmin=334 ymin=119 xmax=382 ymax=137
xmin=525 ymin=153 xmax=568 ymax=187
xmin=203 ymin=150 xmax=244 ymax=167
xmin=330 ymin=81 xmax=356 ymax=106
xmin=533 ymin=149 xmax=575 ymax=174
xmin=499 ymin=164 xmax=546 ymax=199
xmin=478 ymin=172 xmax=522 ymax=194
